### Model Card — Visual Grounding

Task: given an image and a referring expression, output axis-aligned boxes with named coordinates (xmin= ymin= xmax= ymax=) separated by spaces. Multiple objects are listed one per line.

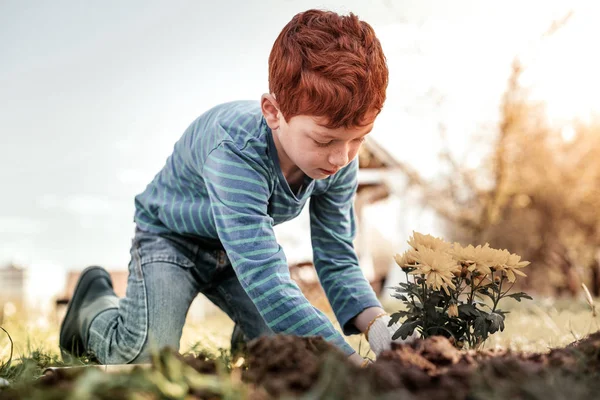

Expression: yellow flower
xmin=497 ymin=252 xmax=530 ymax=283
xmin=455 ymin=243 xmax=503 ymax=276
xmin=393 ymin=249 xmax=418 ymax=269
xmin=408 ymin=247 xmax=460 ymax=295
xmin=447 ymin=303 xmax=459 ymax=317
xmin=448 ymin=242 xmax=476 ymax=265
xmin=407 ymin=231 xmax=451 ymax=252
xmin=474 ymin=245 xmax=506 ymax=274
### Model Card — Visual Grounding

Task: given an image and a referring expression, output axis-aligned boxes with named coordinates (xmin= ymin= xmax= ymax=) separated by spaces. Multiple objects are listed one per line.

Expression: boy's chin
xmin=312 ymin=169 xmax=336 ymax=180
xmin=302 ymin=170 xmax=322 ymax=180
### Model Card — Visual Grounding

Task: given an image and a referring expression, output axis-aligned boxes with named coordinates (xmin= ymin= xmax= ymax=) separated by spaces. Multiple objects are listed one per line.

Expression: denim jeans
xmin=87 ymin=228 xmax=273 ymax=364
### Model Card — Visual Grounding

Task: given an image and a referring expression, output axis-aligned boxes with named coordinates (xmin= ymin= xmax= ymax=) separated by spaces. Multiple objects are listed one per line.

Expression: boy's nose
xmin=329 ymin=148 xmax=349 ymax=168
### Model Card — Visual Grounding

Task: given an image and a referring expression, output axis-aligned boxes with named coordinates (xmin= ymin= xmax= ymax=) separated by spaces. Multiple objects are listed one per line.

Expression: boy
xmin=60 ymin=9 xmax=404 ymax=366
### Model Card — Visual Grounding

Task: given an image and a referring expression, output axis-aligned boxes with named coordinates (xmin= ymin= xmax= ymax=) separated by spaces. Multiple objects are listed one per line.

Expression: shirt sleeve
xmin=309 ymin=157 xmax=382 ymax=335
xmin=202 ymin=141 xmax=356 ymax=355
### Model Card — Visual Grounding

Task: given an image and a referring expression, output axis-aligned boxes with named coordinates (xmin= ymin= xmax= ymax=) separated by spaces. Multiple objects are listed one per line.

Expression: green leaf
xmin=392 ymin=283 xmax=414 ymax=294
xmin=475 ymin=289 xmax=495 ymax=302
xmin=394 ymin=283 xmax=424 ymax=302
xmin=393 ymin=286 xmax=409 ymax=294
xmin=458 ymin=304 xmax=480 ymax=317
xmin=488 ymin=284 xmax=501 ymax=294
xmin=473 ymin=316 xmax=489 ymax=340
xmin=409 ymin=287 xmax=424 ymax=301
xmin=495 ymin=309 xmax=510 ymax=317
xmin=389 ymin=311 xmax=410 ymax=325
xmin=425 ymin=304 xmax=439 ymax=321
xmin=392 ymin=293 xmax=408 ymax=301
xmin=428 ymin=292 xmax=444 ymax=302
xmin=486 ymin=312 xmax=505 ymax=334
xmin=392 ymin=320 xmax=420 ymax=340
xmin=506 ymin=292 xmax=533 ymax=302
xmin=472 ymin=301 xmax=493 ymax=311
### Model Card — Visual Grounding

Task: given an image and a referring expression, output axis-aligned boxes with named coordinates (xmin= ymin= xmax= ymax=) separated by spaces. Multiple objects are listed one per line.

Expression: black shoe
xmin=59 ymin=266 xmax=118 ymax=360
xmin=230 ymin=323 xmax=249 ymax=357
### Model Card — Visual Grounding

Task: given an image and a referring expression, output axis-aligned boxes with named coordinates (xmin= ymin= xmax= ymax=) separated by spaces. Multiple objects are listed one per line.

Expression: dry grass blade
xmin=0 ymin=326 xmax=13 ymax=372
xmin=581 ymin=283 xmax=597 ymax=317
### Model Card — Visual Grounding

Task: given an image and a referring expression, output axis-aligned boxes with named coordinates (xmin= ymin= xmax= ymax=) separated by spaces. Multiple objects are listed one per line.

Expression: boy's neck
xmin=286 ymin=170 xmax=306 ymax=193
xmin=271 ymin=128 xmax=306 ymax=187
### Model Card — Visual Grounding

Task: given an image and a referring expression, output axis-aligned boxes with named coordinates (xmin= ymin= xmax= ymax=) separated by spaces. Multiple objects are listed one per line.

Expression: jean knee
xmin=211 ymin=281 xmax=272 ymax=341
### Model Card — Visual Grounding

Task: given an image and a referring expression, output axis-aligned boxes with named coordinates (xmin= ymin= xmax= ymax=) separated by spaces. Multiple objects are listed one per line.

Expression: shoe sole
xmin=59 ymin=266 xmax=111 ymax=359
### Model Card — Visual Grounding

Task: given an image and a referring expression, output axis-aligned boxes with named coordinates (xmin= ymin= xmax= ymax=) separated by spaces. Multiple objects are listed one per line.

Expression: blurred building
xmin=0 ymin=264 xmax=27 ymax=322
xmin=356 ymin=136 xmax=406 ymax=291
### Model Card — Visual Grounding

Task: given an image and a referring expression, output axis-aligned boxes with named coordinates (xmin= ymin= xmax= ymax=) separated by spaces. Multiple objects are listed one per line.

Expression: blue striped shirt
xmin=134 ymin=100 xmax=381 ymax=355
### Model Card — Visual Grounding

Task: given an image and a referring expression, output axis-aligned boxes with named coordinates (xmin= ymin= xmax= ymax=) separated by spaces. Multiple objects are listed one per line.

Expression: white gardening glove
xmin=366 ymin=314 xmax=417 ymax=357
xmin=347 ymin=352 xmax=371 ymax=368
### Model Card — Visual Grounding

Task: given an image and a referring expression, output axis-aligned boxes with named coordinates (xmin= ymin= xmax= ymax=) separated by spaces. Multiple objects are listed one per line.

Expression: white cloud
xmin=37 ymin=194 xmax=61 ymax=209
xmin=117 ymin=169 xmax=153 ymax=186
xmin=0 ymin=217 xmax=45 ymax=234
xmin=65 ymin=194 xmax=128 ymax=216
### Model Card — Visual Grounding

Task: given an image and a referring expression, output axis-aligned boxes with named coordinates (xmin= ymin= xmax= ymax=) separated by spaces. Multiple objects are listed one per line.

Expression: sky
xmin=1 ymin=0 xmax=598 ymax=304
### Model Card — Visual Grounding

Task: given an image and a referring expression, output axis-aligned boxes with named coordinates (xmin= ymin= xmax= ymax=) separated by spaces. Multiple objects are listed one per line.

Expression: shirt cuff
xmin=338 ymin=297 xmax=383 ymax=336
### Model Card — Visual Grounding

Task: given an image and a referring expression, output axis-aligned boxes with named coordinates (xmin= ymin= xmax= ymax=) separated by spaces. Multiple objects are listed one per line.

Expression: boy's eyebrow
xmin=310 ymin=131 xmax=334 ymax=139
xmin=309 ymin=128 xmax=373 ymax=139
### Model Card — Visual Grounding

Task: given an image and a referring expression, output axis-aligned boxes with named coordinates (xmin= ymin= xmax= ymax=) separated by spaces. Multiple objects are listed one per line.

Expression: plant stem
xmin=455 ymin=276 xmax=468 ymax=298
xmin=500 ymin=281 xmax=515 ymax=297
xmin=472 ymin=274 xmax=488 ymax=293
xmin=405 ymin=271 xmax=418 ymax=310
xmin=492 ymin=273 xmax=504 ymax=312
xmin=468 ymin=276 xmax=474 ymax=305
xmin=421 ymin=278 xmax=428 ymax=336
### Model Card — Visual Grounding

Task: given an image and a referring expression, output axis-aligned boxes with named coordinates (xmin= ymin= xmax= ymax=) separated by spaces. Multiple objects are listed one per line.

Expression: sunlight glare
xmin=521 ymin=5 xmax=600 ymax=124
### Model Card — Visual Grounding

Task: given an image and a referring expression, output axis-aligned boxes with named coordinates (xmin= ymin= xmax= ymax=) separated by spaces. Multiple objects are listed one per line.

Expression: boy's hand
xmin=366 ymin=314 xmax=417 ymax=357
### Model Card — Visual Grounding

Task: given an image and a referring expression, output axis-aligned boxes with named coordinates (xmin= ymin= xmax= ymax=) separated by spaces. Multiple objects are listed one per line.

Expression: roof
xmin=359 ymin=137 xmax=403 ymax=169
xmin=0 ymin=263 xmax=25 ymax=271
xmin=358 ymin=137 xmax=406 ymax=185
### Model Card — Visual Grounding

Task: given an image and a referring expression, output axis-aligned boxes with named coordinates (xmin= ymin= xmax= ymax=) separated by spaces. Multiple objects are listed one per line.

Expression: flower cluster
xmin=390 ymin=232 xmax=532 ymax=348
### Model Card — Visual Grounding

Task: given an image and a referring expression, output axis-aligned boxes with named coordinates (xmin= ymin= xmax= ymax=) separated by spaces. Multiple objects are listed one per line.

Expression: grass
xmin=482 ymin=296 xmax=600 ymax=352
xmin=1 ymin=295 xmax=600 ymax=384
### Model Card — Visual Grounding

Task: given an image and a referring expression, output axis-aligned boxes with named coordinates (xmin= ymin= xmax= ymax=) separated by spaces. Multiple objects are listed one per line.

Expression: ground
xmin=1 ymin=297 xmax=599 ymax=399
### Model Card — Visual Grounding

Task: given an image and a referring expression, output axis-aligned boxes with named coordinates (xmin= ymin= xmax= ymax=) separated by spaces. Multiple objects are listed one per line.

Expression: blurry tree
xmin=391 ymin=58 xmax=600 ymax=296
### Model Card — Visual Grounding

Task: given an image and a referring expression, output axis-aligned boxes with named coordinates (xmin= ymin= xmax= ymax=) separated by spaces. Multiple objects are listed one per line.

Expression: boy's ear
xmin=261 ymin=93 xmax=281 ymax=130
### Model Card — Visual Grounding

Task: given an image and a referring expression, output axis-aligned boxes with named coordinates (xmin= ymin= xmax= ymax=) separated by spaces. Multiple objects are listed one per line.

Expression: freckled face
xmin=274 ymin=114 xmax=374 ymax=180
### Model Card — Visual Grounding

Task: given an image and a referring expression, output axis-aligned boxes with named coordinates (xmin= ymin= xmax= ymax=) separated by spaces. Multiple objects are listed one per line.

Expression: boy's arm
xmin=202 ymin=141 xmax=356 ymax=355
xmin=309 ymin=157 xmax=383 ymax=336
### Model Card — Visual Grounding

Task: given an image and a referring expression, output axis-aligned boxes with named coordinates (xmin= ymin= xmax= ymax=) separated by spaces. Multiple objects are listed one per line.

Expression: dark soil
xmin=3 ymin=333 xmax=600 ymax=399
xmin=244 ymin=333 xmax=600 ymax=399
xmin=243 ymin=334 xmax=338 ymax=396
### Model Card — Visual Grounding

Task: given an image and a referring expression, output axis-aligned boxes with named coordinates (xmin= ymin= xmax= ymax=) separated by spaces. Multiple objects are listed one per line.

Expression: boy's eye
xmin=314 ymin=139 xmax=332 ymax=147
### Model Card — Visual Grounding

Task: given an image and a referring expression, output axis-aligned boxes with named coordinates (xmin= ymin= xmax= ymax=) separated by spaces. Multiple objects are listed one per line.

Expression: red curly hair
xmin=268 ymin=9 xmax=388 ymax=129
